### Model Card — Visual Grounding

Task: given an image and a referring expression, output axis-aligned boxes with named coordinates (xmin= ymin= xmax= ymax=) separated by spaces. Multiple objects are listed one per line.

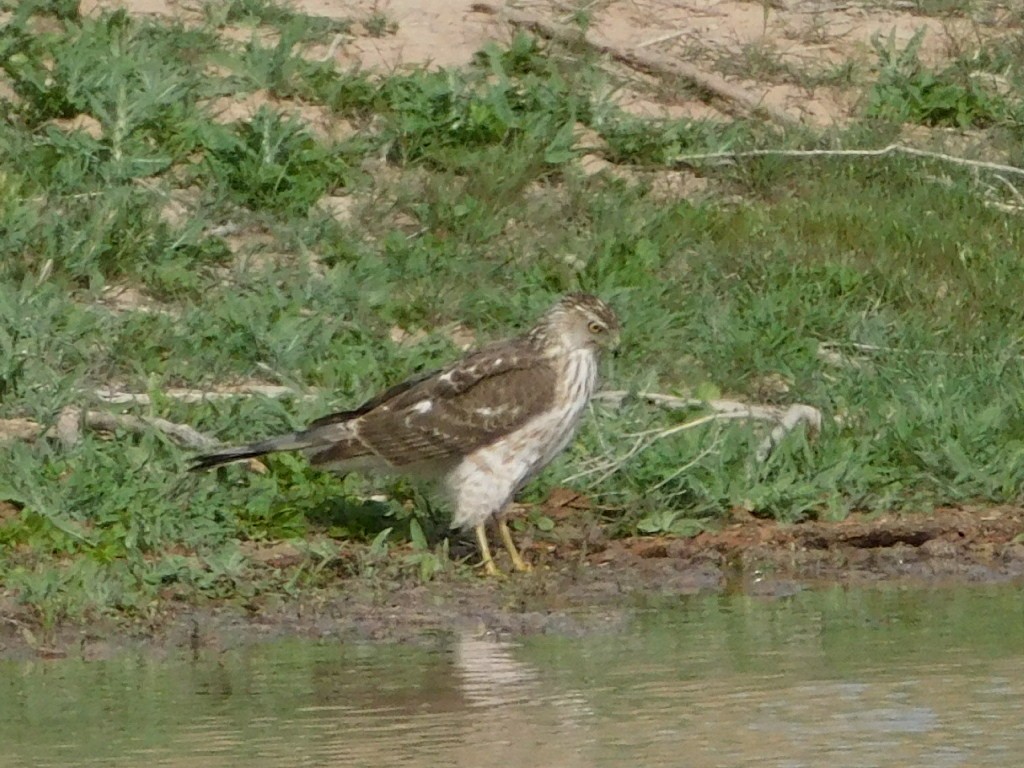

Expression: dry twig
xmin=0 ymin=418 xmax=40 ymax=444
xmin=647 ymin=442 xmax=721 ymax=494
xmin=320 ymin=32 xmax=349 ymax=62
xmin=816 ymin=342 xmax=872 ymax=369
xmin=570 ymin=391 xmax=823 ymax=484
xmin=5 ymin=384 xmax=822 ymax=484
xmin=52 ymin=408 xmax=220 ymax=450
xmin=92 ymin=384 xmax=311 ymax=405
xmin=636 ymin=29 xmax=691 ymax=49
xmin=754 ymin=404 xmax=822 ymax=462
xmin=673 ymin=144 xmax=1024 ymax=179
xmin=0 ymin=409 xmax=221 ymax=450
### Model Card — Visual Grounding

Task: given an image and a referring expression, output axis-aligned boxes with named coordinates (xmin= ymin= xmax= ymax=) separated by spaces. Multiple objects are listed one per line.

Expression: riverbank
xmin=4 ymin=503 xmax=1022 ymax=661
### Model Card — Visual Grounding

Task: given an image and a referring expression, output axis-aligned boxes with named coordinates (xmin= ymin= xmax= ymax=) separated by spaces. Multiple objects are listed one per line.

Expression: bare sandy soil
xmin=82 ymin=0 xmax=1019 ymax=127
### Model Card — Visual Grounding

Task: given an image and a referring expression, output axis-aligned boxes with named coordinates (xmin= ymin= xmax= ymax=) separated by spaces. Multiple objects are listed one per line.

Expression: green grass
xmin=867 ymin=29 xmax=1024 ymax=128
xmin=2 ymin=2 xmax=1024 ymax=623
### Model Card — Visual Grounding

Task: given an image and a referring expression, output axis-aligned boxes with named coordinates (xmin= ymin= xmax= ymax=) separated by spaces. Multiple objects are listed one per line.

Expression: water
xmin=3 ymin=585 xmax=1024 ymax=767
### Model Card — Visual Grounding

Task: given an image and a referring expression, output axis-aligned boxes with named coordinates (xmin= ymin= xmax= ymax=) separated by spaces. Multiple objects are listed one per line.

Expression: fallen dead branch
xmin=992 ymin=174 xmax=1024 ymax=205
xmin=3 ymin=386 xmax=311 ymax=448
xmin=4 ymin=388 xmax=820 ymax=479
xmin=0 ymin=418 xmax=40 ymax=444
xmin=672 ymin=144 xmax=1024 ymax=179
xmin=816 ymin=342 xmax=873 ymax=369
xmin=755 ymin=404 xmax=822 ymax=462
xmin=92 ymin=384 xmax=312 ymax=405
xmin=814 ymin=339 xmax=1019 ymax=363
xmin=577 ymin=391 xmax=823 ymax=485
xmin=53 ymin=408 xmax=220 ymax=450
xmin=470 ymin=3 xmax=802 ymax=127
xmin=983 ymin=174 xmax=1024 ymax=214
xmin=0 ymin=409 xmax=219 ymax=450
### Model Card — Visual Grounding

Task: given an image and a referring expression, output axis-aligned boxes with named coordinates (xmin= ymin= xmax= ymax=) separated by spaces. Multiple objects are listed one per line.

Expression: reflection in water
xmin=451 ymin=632 xmax=592 ymax=768
xmin=2 ymin=586 xmax=1024 ymax=767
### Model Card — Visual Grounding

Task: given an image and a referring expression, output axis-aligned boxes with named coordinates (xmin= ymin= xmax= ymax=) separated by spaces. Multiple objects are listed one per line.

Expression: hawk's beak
xmin=610 ymin=332 xmax=622 ymax=356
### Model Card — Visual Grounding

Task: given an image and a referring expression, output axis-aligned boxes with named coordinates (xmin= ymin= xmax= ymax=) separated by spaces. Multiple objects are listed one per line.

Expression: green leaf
xmin=543 ymin=119 xmax=576 ymax=164
xmin=369 ymin=527 xmax=393 ymax=556
xmin=534 ymin=514 xmax=555 ymax=532
xmin=409 ymin=518 xmax=428 ymax=551
xmin=669 ymin=518 xmax=706 ymax=538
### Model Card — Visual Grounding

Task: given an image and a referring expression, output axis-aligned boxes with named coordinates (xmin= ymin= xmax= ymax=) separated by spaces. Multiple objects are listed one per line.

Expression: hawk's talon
xmin=480 ymin=559 xmax=502 ymax=577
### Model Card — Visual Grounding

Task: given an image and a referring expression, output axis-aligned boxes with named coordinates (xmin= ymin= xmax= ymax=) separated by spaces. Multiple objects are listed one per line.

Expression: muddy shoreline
xmin=3 ymin=506 xmax=1022 ymax=662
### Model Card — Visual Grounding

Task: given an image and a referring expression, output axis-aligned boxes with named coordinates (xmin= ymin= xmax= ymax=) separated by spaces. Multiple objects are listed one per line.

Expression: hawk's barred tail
xmin=189 ymin=433 xmax=313 ymax=472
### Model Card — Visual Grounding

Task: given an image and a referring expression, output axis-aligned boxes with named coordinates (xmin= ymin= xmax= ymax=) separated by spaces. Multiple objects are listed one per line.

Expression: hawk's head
xmin=535 ymin=293 xmax=621 ymax=354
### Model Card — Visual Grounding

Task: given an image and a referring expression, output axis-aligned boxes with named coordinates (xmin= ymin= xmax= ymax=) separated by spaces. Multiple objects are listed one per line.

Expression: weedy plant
xmin=2 ymin=0 xmax=1024 ymax=620
xmin=867 ymin=28 xmax=1024 ymax=129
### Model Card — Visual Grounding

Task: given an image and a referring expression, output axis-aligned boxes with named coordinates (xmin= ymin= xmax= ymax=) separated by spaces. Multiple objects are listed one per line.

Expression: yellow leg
xmin=474 ymin=523 xmax=500 ymax=576
xmin=497 ymin=513 xmax=532 ymax=573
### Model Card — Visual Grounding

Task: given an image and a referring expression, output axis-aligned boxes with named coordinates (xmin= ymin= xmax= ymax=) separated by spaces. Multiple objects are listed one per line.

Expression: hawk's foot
xmin=474 ymin=523 xmax=502 ymax=577
xmin=497 ymin=515 xmax=532 ymax=573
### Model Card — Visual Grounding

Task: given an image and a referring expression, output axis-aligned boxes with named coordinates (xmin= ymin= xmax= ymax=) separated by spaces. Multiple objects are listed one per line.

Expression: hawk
xmin=191 ymin=293 xmax=620 ymax=575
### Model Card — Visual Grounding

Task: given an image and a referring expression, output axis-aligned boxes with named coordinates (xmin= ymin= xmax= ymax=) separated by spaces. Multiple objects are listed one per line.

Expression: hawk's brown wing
xmin=306 ymin=339 xmax=557 ymax=469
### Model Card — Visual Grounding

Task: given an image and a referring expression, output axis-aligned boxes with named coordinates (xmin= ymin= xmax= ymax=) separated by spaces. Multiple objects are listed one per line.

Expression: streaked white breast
xmin=447 ymin=348 xmax=599 ymax=529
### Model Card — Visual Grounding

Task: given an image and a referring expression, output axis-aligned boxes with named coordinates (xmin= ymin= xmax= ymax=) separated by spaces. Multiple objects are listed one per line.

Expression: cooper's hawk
xmin=191 ymin=293 xmax=620 ymax=575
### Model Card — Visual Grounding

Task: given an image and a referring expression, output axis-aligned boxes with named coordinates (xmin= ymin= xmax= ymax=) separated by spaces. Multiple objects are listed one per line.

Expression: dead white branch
xmin=597 ymin=390 xmax=821 ymax=424
xmin=754 ymin=404 xmax=822 ymax=462
xmin=985 ymin=201 xmax=1024 ymax=214
xmin=816 ymin=342 xmax=872 ymax=369
xmin=17 ymin=408 xmax=220 ymax=450
xmin=816 ymin=340 xmax=1009 ymax=361
xmin=0 ymin=418 xmax=40 ymax=444
xmin=320 ymin=32 xmax=350 ymax=62
xmin=92 ymin=384 xmax=312 ymax=405
xmin=574 ymin=391 xmax=823 ymax=485
xmin=636 ymin=29 xmax=691 ymax=49
xmin=672 ymin=144 xmax=1024 ymax=179
xmin=983 ymin=174 xmax=1024 ymax=214
xmin=53 ymin=408 xmax=220 ymax=450
xmin=993 ymin=174 xmax=1024 ymax=206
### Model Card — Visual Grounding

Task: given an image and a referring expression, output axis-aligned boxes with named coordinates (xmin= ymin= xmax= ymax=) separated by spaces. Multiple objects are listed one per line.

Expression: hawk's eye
xmin=587 ymin=321 xmax=605 ymax=335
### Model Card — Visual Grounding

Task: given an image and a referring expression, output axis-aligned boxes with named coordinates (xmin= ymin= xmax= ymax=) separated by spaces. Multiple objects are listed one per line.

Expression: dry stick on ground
xmin=51 ymin=408 xmax=220 ymax=450
xmin=0 ymin=411 xmax=218 ymax=449
xmin=475 ymin=7 xmax=1024 ymax=194
xmin=993 ymin=174 xmax=1024 ymax=205
xmin=4 ymin=389 xmax=819 ymax=478
xmin=562 ymin=413 xmax=731 ymax=488
xmin=672 ymin=145 xmax=1024 ymax=179
xmin=588 ymin=391 xmax=824 ymax=481
xmin=636 ymin=29 xmax=691 ymax=49
xmin=0 ymin=418 xmax=40 ymax=444
xmin=92 ymin=384 xmax=312 ymax=406
xmin=470 ymin=3 xmax=802 ymax=127
xmin=985 ymin=174 xmax=1024 ymax=214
